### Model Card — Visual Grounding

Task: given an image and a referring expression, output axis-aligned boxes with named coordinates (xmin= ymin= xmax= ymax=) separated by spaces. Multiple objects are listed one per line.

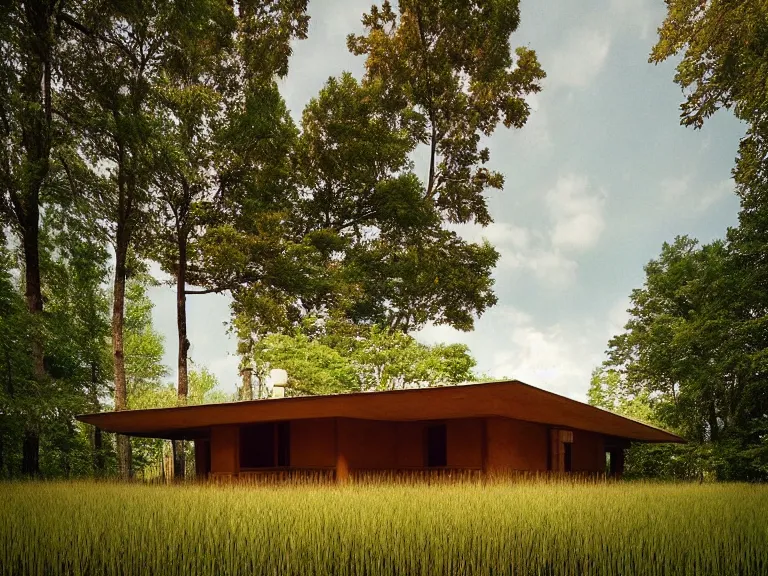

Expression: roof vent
xmin=270 ymin=368 xmax=288 ymax=398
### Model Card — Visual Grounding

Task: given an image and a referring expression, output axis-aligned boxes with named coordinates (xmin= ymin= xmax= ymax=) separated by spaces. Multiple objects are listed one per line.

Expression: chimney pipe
xmin=270 ymin=368 xmax=287 ymax=398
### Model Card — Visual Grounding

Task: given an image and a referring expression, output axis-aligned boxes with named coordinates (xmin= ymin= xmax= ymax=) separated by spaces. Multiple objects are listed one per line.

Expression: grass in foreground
xmin=1 ymin=479 xmax=767 ymax=576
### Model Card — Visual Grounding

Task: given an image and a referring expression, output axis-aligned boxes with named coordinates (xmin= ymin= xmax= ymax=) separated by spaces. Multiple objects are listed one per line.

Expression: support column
xmin=194 ymin=439 xmax=210 ymax=481
xmin=481 ymin=418 xmax=489 ymax=478
xmin=210 ymin=425 xmax=239 ymax=480
xmin=549 ymin=429 xmax=573 ymax=473
xmin=335 ymin=418 xmax=349 ymax=484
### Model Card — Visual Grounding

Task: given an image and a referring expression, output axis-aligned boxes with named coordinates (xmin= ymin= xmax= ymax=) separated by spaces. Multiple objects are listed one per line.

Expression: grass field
xmin=1 ymin=479 xmax=766 ymax=576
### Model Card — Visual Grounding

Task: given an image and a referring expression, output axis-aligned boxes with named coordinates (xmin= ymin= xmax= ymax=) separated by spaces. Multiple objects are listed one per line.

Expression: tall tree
xmin=150 ymin=0 xmax=235 ymax=479
xmin=151 ymin=0 xmax=308 ymax=476
xmin=59 ymin=0 xmax=223 ymax=477
xmin=0 ymin=0 xmax=63 ymax=475
xmin=601 ymin=237 xmax=767 ymax=480
xmin=348 ymin=0 xmax=545 ymax=224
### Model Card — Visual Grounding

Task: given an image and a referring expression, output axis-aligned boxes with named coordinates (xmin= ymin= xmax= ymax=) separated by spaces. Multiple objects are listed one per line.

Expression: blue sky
xmin=148 ymin=0 xmax=745 ymax=400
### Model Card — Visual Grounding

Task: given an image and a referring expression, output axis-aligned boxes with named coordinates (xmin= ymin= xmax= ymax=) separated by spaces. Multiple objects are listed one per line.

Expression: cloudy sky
xmin=148 ymin=0 xmax=745 ymax=400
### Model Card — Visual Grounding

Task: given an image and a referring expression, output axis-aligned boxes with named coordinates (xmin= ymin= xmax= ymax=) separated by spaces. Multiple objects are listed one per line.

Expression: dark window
xmin=239 ymin=422 xmax=291 ymax=469
xmin=277 ymin=421 xmax=290 ymax=467
xmin=563 ymin=442 xmax=572 ymax=473
xmin=605 ymin=451 xmax=612 ymax=475
xmin=240 ymin=423 xmax=275 ymax=468
xmin=426 ymin=424 xmax=447 ymax=467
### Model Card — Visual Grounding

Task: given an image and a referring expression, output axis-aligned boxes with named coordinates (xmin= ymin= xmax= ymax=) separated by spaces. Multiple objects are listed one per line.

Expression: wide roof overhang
xmin=76 ymin=380 xmax=685 ymax=443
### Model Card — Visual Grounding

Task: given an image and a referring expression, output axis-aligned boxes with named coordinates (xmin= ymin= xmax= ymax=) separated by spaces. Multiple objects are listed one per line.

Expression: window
xmin=240 ymin=422 xmax=291 ymax=469
xmin=425 ymin=424 xmax=447 ymax=467
xmin=563 ymin=442 xmax=572 ymax=473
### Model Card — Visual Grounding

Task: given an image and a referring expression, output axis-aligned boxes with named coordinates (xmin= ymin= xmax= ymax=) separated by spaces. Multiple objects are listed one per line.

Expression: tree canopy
xmin=0 ymin=0 xmax=540 ymax=478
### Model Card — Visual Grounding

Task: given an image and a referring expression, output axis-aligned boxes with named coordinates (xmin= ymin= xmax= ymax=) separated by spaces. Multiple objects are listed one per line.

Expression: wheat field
xmin=1 ymin=479 xmax=766 ymax=575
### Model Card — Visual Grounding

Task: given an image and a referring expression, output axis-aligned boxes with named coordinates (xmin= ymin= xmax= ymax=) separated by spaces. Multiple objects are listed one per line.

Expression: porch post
xmin=194 ymin=439 xmax=210 ymax=481
xmin=335 ymin=418 xmax=349 ymax=483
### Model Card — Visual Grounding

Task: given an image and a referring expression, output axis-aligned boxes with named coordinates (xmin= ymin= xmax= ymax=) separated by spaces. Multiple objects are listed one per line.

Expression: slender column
xmin=335 ymin=418 xmax=349 ymax=483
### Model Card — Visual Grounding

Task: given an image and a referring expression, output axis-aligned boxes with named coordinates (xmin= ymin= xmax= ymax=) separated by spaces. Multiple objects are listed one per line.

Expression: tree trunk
xmin=93 ymin=426 xmax=104 ymax=474
xmin=177 ymin=232 xmax=189 ymax=401
xmin=113 ymin=231 xmax=131 ymax=479
xmin=14 ymin=1 xmax=55 ymax=479
xmin=172 ymin=440 xmax=185 ymax=480
xmin=241 ymin=367 xmax=253 ymax=401
xmin=21 ymin=208 xmax=43 ymax=477
xmin=174 ymin=231 xmax=189 ymax=479
xmin=21 ymin=429 xmax=39 ymax=476
xmin=89 ymin=361 xmax=104 ymax=474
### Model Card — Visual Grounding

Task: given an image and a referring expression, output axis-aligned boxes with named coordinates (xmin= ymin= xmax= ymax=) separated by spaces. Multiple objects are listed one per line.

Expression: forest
xmin=1 ymin=0 xmax=767 ymax=485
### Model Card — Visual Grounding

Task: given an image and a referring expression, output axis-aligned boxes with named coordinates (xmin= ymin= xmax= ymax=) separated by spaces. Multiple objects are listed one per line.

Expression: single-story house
xmin=76 ymin=380 xmax=684 ymax=481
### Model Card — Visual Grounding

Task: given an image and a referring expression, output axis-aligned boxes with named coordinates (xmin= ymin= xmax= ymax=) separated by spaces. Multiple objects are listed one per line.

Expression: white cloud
xmin=519 ymin=93 xmax=553 ymax=152
xmin=547 ymin=174 xmax=606 ymax=251
xmin=548 ymin=28 xmax=611 ymax=89
xmin=661 ymin=176 xmax=734 ymax=214
xmin=608 ymin=0 xmax=659 ymax=40
xmin=417 ymin=305 xmax=618 ymax=401
xmin=451 ymin=174 xmax=605 ymax=289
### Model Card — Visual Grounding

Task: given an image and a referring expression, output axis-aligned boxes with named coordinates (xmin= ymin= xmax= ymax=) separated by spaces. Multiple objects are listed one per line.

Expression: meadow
xmin=1 ymin=479 xmax=766 ymax=576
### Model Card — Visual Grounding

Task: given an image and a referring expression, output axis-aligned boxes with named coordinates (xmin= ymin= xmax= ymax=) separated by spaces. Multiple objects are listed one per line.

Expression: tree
xmin=59 ymin=0 xmax=231 ymax=477
xmin=0 ymin=0 xmax=65 ymax=475
xmin=348 ymin=0 xmax=545 ymax=224
xmin=249 ymin=317 xmax=478 ymax=396
xmin=600 ymin=237 xmax=767 ymax=480
xmin=649 ymin=0 xmax=768 ymax=481
xmin=150 ymin=1 xmax=308 ymax=476
xmin=651 ymin=0 xmax=768 ymax=187
xmin=232 ymin=0 xmax=544 ymax=357
xmin=0 ymin=243 xmax=33 ymax=477
xmin=39 ymin=205 xmax=112 ymax=478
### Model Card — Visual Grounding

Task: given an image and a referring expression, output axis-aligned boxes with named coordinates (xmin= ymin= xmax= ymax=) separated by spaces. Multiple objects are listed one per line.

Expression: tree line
xmin=589 ymin=0 xmax=768 ymax=481
xmin=0 ymin=0 xmax=544 ymax=479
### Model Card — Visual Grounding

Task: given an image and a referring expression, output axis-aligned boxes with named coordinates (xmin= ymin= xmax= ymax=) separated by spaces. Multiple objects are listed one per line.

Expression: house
xmin=76 ymin=380 xmax=684 ymax=481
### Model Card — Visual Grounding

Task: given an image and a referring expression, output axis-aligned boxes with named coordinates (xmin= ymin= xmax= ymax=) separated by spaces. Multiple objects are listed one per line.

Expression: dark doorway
xmin=563 ymin=442 xmax=572 ymax=472
xmin=425 ymin=424 xmax=447 ymax=467
xmin=277 ymin=421 xmax=290 ymax=467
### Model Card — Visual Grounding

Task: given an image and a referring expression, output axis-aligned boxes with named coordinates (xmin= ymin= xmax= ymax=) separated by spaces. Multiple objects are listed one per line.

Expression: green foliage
xmin=0 ymin=249 xmax=33 ymax=476
xmin=2 ymin=481 xmax=768 ymax=575
xmin=123 ymin=280 xmax=168 ymax=407
xmin=249 ymin=318 xmax=478 ymax=396
xmin=595 ymin=237 xmax=768 ymax=481
xmin=232 ymin=0 xmax=543 ymax=344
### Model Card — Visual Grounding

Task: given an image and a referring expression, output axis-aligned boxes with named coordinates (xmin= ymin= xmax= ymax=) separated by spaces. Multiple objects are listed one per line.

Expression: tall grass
xmin=1 ymin=479 xmax=766 ymax=575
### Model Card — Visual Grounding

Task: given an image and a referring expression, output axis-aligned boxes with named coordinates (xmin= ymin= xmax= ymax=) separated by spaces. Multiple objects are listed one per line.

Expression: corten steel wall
xmin=210 ymin=425 xmax=239 ymax=475
xmin=446 ymin=418 xmax=483 ymax=469
xmin=336 ymin=418 xmax=485 ymax=471
xmin=194 ymin=439 xmax=210 ymax=478
xmin=486 ymin=417 xmax=549 ymax=473
xmin=571 ymin=429 xmax=606 ymax=473
xmin=206 ymin=416 xmax=613 ymax=477
xmin=337 ymin=418 xmax=398 ymax=469
xmin=290 ymin=418 xmax=336 ymax=468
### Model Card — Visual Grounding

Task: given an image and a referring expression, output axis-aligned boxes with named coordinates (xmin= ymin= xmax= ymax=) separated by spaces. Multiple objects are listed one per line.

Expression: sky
xmin=148 ymin=0 xmax=746 ymax=401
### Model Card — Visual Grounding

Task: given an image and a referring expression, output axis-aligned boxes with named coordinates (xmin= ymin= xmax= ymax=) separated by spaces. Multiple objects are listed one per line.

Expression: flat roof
xmin=76 ymin=380 xmax=684 ymax=443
